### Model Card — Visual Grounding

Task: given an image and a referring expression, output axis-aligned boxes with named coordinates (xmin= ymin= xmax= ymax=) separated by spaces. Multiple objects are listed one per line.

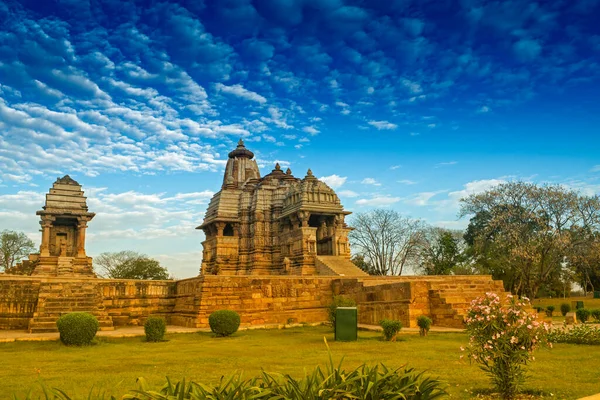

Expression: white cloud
xmin=477 ymin=105 xmax=491 ymax=113
xmin=215 ymin=83 xmax=267 ymax=104
xmin=435 ymin=161 xmax=458 ymax=167
xmin=390 ymin=165 xmax=401 ymax=170
xmin=591 ymin=165 xmax=600 ymax=172
xmin=436 ymin=179 xmax=507 ymax=211
xmin=303 ymin=126 xmax=319 ymax=135
xmin=339 ymin=190 xmax=359 ymax=198
xmin=405 ymin=190 xmax=446 ymax=206
xmin=398 ymin=179 xmax=417 ymax=185
xmin=368 ymin=120 xmax=397 ymax=130
xmin=356 ymin=196 xmax=401 ymax=206
xmin=320 ymin=174 xmax=347 ymax=189
xmin=361 ymin=178 xmax=381 ymax=186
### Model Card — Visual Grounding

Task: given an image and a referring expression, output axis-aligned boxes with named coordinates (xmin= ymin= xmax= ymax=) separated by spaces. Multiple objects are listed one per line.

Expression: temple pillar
xmin=215 ymin=222 xmax=225 ymax=237
xmin=40 ymin=217 xmax=53 ymax=257
xmin=77 ymin=219 xmax=88 ymax=257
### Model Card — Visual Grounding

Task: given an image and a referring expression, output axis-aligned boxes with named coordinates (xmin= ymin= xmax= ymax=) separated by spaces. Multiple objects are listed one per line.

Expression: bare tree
xmin=349 ymin=209 xmax=426 ymax=275
xmin=0 ymin=230 xmax=36 ymax=271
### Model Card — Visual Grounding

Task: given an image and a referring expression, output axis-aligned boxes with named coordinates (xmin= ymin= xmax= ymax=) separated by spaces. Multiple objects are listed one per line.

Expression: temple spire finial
xmin=275 ymin=163 xmax=281 ymax=170
xmin=238 ymin=138 xmax=245 ymax=147
xmin=307 ymin=168 xmax=313 ymax=176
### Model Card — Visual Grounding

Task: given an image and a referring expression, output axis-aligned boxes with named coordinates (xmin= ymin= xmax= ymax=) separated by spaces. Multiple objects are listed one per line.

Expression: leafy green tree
xmin=0 ymin=230 xmax=36 ymax=271
xmin=418 ymin=228 xmax=465 ymax=275
xmin=350 ymin=254 xmax=375 ymax=274
xmin=94 ymin=251 xmax=170 ymax=280
xmin=460 ymin=182 xmax=600 ymax=298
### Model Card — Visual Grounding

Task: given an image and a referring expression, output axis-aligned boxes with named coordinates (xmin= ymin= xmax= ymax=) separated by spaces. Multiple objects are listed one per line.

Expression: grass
xmin=1 ymin=326 xmax=599 ymax=399
xmin=532 ymin=296 xmax=600 ymax=310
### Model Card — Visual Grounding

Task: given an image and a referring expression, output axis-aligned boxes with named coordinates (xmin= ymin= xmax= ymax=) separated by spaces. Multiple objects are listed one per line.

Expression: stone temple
xmin=0 ymin=142 xmax=508 ymax=334
xmin=199 ymin=139 xmax=359 ymax=276
xmin=31 ymin=175 xmax=96 ymax=277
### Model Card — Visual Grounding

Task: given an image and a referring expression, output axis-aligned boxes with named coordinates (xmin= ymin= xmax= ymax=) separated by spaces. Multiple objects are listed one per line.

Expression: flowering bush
xmin=548 ymin=322 xmax=600 ymax=345
xmin=462 ymin=292 xmax=551 ymax=400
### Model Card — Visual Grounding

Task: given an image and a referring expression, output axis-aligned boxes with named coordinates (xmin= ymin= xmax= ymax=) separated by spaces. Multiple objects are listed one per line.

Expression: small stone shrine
xmin=30 ymin=175 xmax=96 ymax=277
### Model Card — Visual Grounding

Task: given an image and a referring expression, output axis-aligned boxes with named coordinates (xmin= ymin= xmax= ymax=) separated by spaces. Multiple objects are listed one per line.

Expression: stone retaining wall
xmin=172 ymin=276 xmax=334 ymax=327
xmin=0 ymin=279 xmax=40 ymax=329
xmin=0 ymin=274 xmax=505 ymax=331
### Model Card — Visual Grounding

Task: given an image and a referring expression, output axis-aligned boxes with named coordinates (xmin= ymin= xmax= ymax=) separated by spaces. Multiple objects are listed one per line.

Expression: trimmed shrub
xmin=380 ymin=319 xmax=402 ymax=341
xmin=416 ymin=315 xmax=432 ymax=336
xmin=328 ymin=295 xmax=356 ymax=326
xmin=533 ymin=306 xmax=543 ymax=313
xmin=208 ymin=310 xmax=240 ymax=337
xmin=545 ymin=305 xmax=555 ymax=317
xmin=56 ymin=312 xmax=99 ymax=346
xmin=577 ymin=308 xmax=591 ymax=324
xmin=560 ymin=303 xmax=571 ymax=316
xmin=144 ymin=316 xmax=166 ymax=342
xmin=591 ymin=309 xmax=600 ymax=323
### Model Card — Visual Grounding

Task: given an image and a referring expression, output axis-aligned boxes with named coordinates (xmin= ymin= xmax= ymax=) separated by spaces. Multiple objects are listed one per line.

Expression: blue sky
xmin=0 ymin=0 xmax=599 ymax=278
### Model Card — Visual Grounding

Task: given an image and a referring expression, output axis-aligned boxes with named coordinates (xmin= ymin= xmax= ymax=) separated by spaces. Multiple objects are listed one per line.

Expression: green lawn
xmin=532 ymin=296 xmax=600 ymax=310
xmin=1 ymin=326 xmax=599 ymax=399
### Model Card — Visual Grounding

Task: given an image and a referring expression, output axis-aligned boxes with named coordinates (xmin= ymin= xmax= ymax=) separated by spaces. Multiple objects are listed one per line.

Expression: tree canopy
xmin=94 ymin=251 xmax=170 ymax=280
xmin=460 ymin=181 xmax=600 ymax=297
xmin=0 ymin=230 xmax=36 ymax=272
xmin=417 ymin=228 xmax=466 ymax=275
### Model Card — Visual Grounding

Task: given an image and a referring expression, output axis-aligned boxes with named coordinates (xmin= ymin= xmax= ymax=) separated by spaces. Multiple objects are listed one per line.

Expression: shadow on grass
xmin=470 ymin=387 xmax=550 ymax=399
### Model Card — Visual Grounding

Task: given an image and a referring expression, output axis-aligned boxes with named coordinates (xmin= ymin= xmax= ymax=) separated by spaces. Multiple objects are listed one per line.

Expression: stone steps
xmin=315 ymin=256 xmax=369 ymax=276
xmin=28 ymin=281 xmax=114 ymax=333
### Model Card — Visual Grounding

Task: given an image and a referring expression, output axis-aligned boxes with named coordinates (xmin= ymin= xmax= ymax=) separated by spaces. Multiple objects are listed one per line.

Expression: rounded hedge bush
xmin=416 ymin=315 xmax=432 ymax=336
xmin=56 ymin=312 xmax=99 ymax=346
xmin=576 ymin=308 xmax=590 ymax=324
xmin=380 ymin=319 xmax=402 ymax=341
xmin=560 ymin=303 xmax=571 ymax=316
xmin=144 ymin=316 xmax=166 ymax=342
xmin=208 ymin=310 xmax=241 ymax=337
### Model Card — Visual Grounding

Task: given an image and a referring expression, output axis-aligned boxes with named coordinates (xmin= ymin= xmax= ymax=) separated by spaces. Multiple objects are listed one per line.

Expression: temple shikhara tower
xmin=198 ymin=139 xmax=361 ymax=276
xmin=31 ymin=175 xmax=95 ymax=276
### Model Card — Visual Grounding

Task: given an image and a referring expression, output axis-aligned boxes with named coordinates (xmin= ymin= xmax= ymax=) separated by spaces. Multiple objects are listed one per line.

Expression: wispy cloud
xmin=435 ymin=161 xmax=458 ymax=168
xmin=339 ymin=190 xmax=359 ymax=198
xmin=215 ymin=83 xmax=267 ymax=104
xmin=361 ymin=178 xmax=381 ymax=186
xmin=356 ymin=196 xmax=401 ymax=206
xmin=368 ymin=120 xmax=398 ymax=130
xmin=398 ymin=179 xmax=417 ymax=185
xmin=405 ymin=190 xmax=446 ymax=206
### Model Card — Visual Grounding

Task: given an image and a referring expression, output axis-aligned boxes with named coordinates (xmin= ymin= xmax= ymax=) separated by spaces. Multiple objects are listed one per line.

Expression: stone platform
xmin=0 ymin=274 xmax=506 ymax=333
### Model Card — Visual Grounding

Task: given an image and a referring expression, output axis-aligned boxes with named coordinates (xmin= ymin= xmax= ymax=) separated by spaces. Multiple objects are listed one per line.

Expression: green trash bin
xmin=335 ymin=307 xmax=358 ymax=341
xmin=594 ymin=292 xmax=600 ymax=299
